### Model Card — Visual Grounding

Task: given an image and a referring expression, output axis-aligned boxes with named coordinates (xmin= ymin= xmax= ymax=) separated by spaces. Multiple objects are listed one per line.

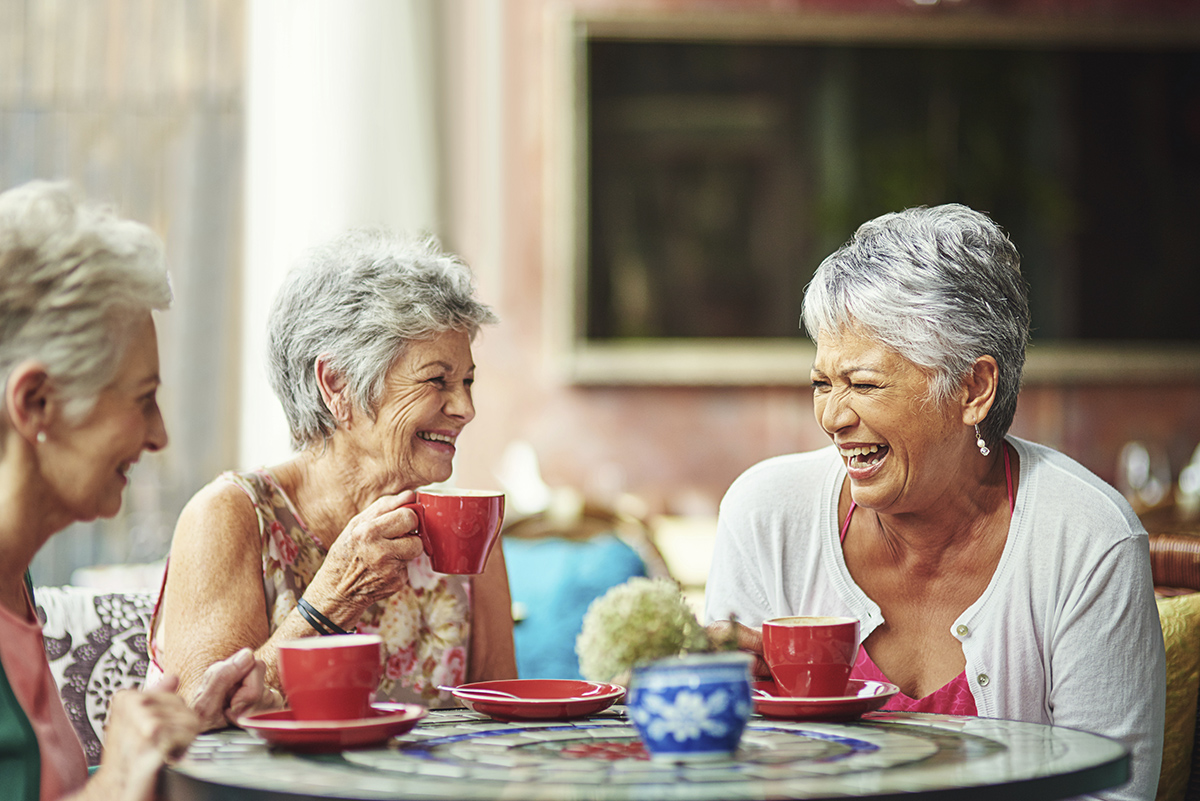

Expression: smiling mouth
xmin=843 ymin=445 xmax=888 ymax=468
xmin=418 ymin=432 xmax=457 ymax=446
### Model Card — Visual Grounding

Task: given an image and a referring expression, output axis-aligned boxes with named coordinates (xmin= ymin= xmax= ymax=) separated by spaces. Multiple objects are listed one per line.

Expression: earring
xmin=974 ymin=424 xmax=990 ymax=457
xmin=36 ymin=431 xmax=46 ymax=443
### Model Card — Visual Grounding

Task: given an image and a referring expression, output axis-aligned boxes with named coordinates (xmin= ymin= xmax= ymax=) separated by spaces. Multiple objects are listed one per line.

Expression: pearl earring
xmin=974 ymin=424 xmax=990 ymax=457
xmin=36 ymin=431 xmax=46 ymax=443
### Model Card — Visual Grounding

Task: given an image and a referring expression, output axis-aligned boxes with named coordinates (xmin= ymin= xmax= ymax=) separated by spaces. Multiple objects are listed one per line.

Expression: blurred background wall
xmin=446 ymin=0 xmax=1200 ymax=521
xmin=5 ymin=0 xmax=1199 ymax=585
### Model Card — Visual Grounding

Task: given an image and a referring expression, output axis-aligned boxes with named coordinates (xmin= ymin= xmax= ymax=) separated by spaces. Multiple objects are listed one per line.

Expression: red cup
xmin=278 ymin=634 xmax=383 ymax=721
xmin=761 ymin=616 xmax=860 ymax=698
xmin=402 ymin=489 xmax=505 ymax=575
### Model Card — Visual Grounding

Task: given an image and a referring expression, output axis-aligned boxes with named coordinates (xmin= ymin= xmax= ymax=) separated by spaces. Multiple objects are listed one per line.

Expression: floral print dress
xmin=218 ymin=469 xmax=471 ymax=707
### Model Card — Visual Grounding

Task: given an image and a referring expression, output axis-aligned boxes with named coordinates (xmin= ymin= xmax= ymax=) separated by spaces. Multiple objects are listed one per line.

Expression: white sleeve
xmin=703 ymin=484 xmax=774 ymax=626
xmin=1048 ymin=536 xmax=1165 ymax=801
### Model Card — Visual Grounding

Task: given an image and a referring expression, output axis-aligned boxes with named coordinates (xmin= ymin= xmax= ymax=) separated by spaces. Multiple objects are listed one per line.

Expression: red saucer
xmin=238 ymin=702 xmax=426 ymax=751
xmin=752 ymin=679 xmax=898 ymax=721
xmin=449 ymin=679 xmax=625 ymax=721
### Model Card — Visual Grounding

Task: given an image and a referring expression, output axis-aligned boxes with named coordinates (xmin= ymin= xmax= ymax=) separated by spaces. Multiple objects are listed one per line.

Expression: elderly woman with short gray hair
xmin=705 ymin=204 xmax=1164 ymax=801
xmin=150 ymin=228 xmax=516 ymax=715
xmin=0 ymin=180 xmax=265 ymax=801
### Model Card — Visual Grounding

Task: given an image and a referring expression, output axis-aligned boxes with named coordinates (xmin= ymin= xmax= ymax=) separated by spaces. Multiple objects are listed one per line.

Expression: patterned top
xmin=218 ymin=469 xmax=470 ymax=707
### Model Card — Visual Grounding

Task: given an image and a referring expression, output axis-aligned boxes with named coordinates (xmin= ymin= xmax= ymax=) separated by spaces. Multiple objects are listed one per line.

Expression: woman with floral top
xmin=150 ymin=228 xmax=516 ymax=716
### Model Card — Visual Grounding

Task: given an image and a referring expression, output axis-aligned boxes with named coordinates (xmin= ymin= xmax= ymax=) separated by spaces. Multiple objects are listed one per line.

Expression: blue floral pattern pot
xmin=627 ymin=652 xmax=753 ymax=761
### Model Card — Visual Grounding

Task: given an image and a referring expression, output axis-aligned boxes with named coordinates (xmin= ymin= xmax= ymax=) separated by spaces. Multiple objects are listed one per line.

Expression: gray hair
xmin=801 ymin=204 xmax=1030 ymax=445
xmin=267 ymin=228 xmax=498 ymax=449
xmin=0 ymin=180 xmax=172 ymax=421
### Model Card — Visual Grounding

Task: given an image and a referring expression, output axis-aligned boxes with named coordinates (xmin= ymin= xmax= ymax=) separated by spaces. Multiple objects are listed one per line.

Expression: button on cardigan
xmin=705 ymin=438 xmax=1165 ymax=801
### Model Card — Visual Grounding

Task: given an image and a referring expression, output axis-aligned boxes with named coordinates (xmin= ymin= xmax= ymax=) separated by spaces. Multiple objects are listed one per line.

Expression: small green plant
xmin=576 ymin=577 xmax=712 ymax=683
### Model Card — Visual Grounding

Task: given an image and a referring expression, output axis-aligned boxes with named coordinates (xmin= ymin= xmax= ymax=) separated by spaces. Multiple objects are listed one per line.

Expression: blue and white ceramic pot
xmin=627 ymin=652 xmax=754 ymax=762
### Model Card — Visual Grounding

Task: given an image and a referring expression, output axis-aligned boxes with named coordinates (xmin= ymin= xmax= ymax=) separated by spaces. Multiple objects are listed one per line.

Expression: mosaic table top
xmin=163 ymin=706 xmax=1128 ymax=801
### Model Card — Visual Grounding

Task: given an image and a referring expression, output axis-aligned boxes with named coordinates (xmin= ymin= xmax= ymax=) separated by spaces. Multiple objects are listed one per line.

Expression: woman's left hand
xmin=176 ymin=647 xmax=282 ymax=731
xmin=82 ymin=676 xmax=201 ymax=801
xmin=706 ymin=620 xmax=771 ymax=679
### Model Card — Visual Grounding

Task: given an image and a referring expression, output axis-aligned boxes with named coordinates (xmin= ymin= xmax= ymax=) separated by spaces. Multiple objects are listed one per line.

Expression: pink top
xmin=0 ymin=587 xmax=88 ymax=800
xmin=851 ymin=644 xmax=977 ymax=714
xmin=839 ymin=445 xmax=1014 ymax=716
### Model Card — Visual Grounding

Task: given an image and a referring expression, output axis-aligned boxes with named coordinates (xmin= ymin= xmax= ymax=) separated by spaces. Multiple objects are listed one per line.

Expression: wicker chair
xmin=1145 ymin=505 xmax=1200 ymax=801
xmin=1146 ymin=504 xmax=1200 ymax=594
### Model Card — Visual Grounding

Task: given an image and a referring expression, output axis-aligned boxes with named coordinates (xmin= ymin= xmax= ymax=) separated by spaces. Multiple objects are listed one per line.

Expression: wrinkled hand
xmin=187 ymin=648 xmax=280 ymax=731
xmin=706 ymin=620 xmax=771 ymax=679
xmin=316 ymin=491 xmax=426 ymax=609
xmin=87 ymin=676 xmax=200 ymax=801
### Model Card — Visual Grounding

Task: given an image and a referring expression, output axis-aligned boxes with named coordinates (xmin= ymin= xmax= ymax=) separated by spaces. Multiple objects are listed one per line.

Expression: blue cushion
xmin=503 ymin=535 xmax=647 ymax=680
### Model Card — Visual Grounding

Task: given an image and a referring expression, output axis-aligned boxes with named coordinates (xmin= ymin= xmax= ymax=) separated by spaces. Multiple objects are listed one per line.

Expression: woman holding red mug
xmin=150 ymin=228 xmax=516 ymax=716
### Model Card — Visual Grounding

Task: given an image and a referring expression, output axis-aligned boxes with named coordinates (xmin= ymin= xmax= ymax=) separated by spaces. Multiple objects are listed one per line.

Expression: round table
xmin=163 ymin=707 xmax=1129 ymax=801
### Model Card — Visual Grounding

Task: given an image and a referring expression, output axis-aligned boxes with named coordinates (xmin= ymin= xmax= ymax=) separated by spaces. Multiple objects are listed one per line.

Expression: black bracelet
xmin=296 ymin=598 xmax=349 ymax=635
xmin=295 ymin=598 xmax=331 ymax=634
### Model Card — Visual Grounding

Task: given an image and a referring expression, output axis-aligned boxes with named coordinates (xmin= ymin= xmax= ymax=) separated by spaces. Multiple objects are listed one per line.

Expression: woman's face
xmin=811 ymin=326 xmax=970 ymax=515
xmin=358 ymin=329 xmax=477 ymax=491
xmin=43 ymin=314 xmax=168 ymax=522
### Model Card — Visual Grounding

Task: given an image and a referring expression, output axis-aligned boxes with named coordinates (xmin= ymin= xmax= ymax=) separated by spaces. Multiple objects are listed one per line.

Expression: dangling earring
xmin=974 ymin=424 xmax=990 ymax=457
xmin=36 ymin=431 xmax=46 ymax=443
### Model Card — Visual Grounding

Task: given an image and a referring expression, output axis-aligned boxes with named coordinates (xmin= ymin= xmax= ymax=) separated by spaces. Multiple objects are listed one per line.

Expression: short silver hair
xmin=267 ymin=228 xmax=499 ymax=449
xmin=801 ymin=204 xmax=1030 ymax=445
xmin=0 ymin=180 xmax=172 ymax=421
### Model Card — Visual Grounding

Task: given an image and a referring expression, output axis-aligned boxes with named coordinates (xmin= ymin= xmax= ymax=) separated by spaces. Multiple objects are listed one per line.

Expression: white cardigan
xmin=704 ymin=437 xmax=1165 ymax=801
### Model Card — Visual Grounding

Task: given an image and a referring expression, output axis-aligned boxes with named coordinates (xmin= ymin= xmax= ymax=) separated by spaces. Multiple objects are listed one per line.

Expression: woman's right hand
xmin=706 ymin=620 xmax=771 ymax=680
xmin=77 ymin=675 xmax=200 ymax=801
xmin=185 ymin=647 xmax=282 ymax=731
xmin=314 ymin=491 xmax=427 ymax=610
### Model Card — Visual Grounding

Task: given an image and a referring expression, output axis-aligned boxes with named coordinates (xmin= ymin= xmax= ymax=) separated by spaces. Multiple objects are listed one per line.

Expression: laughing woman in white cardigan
xmin=705 ymin=204 xmax=1164 ymax=801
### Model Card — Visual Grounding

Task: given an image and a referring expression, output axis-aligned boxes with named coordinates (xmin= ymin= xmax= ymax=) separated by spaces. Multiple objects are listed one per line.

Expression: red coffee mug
xmin=761 ymin=616 xmax=860 ymax=698
xmin=278 ymin=633 xmax=383 ymax=721
xmin=403 ymin=489 xmax=505 ymax=575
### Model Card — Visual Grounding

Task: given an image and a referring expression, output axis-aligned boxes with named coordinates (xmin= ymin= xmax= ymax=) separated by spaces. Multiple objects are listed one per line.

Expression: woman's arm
xmin=704 ymin=511 xmax=773 ymax=679
xmin=1046 ymin=536 xmax=1165 ymax=801
xmin=702 ymin=494 xmax=775 ymax=627
xmin=182 ymin=648 xmax=275 ymax=730
xmin=467 ymin=543 xmax=517 ymax=681
xmin=157 ymin=482 xmax=311 ymax=699
xmin=160 ymin=483 xmax=426 ymax=704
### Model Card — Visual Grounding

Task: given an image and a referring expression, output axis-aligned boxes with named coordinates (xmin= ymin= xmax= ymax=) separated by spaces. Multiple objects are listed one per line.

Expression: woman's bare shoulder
xmin=174 ymin=475 xmax=263 ymax=550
